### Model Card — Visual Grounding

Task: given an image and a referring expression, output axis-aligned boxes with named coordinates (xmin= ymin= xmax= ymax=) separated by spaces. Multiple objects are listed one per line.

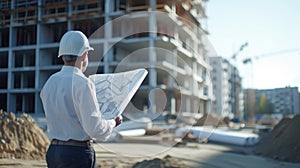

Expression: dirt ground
xmin=1 ymin=111 xmax=300 ymax=168
xmin=1 ymin=142 xmax=300 ymax=168
xmin=255 ymin=115 xmax=300 ymax=163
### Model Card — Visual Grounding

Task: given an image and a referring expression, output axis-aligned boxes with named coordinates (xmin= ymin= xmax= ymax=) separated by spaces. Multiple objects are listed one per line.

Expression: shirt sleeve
xmin=74 ymin=79 xmax=116 ymax=141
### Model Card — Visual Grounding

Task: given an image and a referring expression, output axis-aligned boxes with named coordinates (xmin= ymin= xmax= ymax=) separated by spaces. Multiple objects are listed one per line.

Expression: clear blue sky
xmin=206 ymin=0 xmax=300 ymax=90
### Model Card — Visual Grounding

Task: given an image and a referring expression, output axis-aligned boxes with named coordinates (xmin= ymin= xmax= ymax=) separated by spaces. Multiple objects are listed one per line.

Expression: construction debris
xmin=0 ymin=110 xmax=50 ymax=160
xmin=255 ymin=114 xmax=300 ymax=163
xmin=256 ymin=114 xmax=279 ymax=126
xmin=176 ymin=126 xmax=258 ymax=146
xmin=132 ymin=155 xmax=187 ymax=168
xmin=193 ymin=113 xmax=225 ymax=127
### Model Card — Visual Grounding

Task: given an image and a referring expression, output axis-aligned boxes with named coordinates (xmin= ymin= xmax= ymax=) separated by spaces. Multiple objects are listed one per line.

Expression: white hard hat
xmin=58 ymin=30 xmax=94 ymax=57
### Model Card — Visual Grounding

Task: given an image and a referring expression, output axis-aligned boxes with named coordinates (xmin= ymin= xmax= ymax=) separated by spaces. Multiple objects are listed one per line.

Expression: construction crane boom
xmin=243 ymin=47 xmax=300 ymax=64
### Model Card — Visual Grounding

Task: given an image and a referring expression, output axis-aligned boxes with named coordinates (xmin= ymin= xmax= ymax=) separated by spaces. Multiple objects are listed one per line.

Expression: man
xmin=40 ymin=30 xmax=122 ymax=168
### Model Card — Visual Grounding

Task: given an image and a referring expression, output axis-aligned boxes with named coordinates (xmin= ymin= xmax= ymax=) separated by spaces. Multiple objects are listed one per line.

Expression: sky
xmin=206 ymin=0 xmax=300 ymax=90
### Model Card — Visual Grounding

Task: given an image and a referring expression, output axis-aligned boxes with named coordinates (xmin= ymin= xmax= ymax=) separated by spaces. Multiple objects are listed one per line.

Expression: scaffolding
xmin=12 ymin=0 xmax=38 ymax=23
xmin=118 ymin=0 xmax=171 ymax=12
xmin=41 ymin=0 xmax=68 ymax=20
xmin=0 ymin=0 xmax=11 ymax=25
xmin=71 ymin=0 xmax=104 ymax=17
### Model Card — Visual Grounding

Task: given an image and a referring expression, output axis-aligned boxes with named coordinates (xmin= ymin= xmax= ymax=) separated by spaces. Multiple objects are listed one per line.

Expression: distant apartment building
xmin=244 ymin=87 xmax=299 ymax=117
xmin=209 ymin=56 xmax=244 ymax=120
xmin=0 ymin=0 xmax=213 ymax=118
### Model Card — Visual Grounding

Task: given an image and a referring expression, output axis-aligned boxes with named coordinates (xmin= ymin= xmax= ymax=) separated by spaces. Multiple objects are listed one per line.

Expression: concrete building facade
xmin=245 ymin=87 xmax=299 ymax=116
xmin=209 ymin=56 xmax=244 ymax=120
xmin=0 ymin=0 xmax=213 ymax=118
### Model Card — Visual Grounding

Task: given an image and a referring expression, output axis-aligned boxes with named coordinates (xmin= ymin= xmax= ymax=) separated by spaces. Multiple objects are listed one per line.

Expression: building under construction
xmin=0 ymin=0 xmax=213 ymax=119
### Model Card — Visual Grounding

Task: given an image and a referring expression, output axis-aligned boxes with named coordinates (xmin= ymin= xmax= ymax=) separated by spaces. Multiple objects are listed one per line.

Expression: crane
xmin=227 ymin=42 xmax=249 ymax=121
xmin=242 ymin=47 xmax=300 ymax=64
xmin=232 ymin=42 xmax=249 ymax=60
xmin=241 ymin=47 xmax=300 ymax=123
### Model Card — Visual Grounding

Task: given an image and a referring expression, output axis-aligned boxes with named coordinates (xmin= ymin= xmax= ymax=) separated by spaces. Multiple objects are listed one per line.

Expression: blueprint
xmin=89 ymin=69 xmax=148 ymax=119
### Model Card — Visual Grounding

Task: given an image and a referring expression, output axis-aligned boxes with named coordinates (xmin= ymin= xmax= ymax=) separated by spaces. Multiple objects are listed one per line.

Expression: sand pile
xmin=256 ymin=114 xmax=278 ymax=126
xmin=255 ymin=114 xmax=300 ymax=163
xmin=193 ymin=113 xmax=224 ymax=127
xmin=0 ymin=109 xmax=50 ymax=160
xmin=132 ymin=155 xmax=187 ymax=168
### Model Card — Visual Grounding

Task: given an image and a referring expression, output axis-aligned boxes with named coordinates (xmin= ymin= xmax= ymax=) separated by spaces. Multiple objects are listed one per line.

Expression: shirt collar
xmin=61 ymin=65 xmax=85 ymax=76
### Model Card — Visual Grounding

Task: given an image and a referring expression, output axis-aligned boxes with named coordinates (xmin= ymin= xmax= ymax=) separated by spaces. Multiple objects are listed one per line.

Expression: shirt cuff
xmin=109 ymin=118 xmax=116 ymax=128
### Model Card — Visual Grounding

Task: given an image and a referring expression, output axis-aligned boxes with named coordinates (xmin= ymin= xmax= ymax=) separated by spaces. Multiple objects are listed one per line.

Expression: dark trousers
xmin=46 ymin=144 xmax=97 ymax=168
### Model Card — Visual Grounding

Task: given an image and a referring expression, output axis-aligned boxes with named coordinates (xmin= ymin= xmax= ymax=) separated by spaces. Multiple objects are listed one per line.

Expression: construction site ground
xmin=1 ymin=142 xmax=300 ymax=168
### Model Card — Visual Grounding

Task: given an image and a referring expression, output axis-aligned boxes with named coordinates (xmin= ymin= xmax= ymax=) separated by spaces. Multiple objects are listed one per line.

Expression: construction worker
xmin=40 ymin=30 xmax=122 ymax=168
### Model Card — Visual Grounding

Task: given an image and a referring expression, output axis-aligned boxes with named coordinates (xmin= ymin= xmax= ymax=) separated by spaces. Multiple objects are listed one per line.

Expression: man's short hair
xmin=62 ymin=55 xmax=79 ymax=63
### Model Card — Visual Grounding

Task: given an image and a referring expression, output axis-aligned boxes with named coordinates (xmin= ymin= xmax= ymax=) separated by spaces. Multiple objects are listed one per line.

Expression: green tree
xmin=255 ymin=94 xmax=274 ymax=114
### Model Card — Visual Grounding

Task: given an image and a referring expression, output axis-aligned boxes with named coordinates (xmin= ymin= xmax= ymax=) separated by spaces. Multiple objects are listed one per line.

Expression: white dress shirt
xmin=40 ymin=66 xmax=116 ymax=142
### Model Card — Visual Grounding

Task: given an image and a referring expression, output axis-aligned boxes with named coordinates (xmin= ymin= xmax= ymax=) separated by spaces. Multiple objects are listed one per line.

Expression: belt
xmin=51 ymin=139 xmax=93 ymax=147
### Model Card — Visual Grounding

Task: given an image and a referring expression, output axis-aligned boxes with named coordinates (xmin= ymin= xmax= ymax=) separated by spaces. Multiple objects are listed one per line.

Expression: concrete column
xmin=35 ymin=1 xmax=42 ymax=115
xmin=103 ymin=0 xmax=112 ymax=73
xmin=186 ymin=98 xmax=190 ymax=113
xmin=104 ymin=0 xmax=112 ymax=38
xmin=67 ymin=0 xmax=72 ymax=30
xmin=148 ymin=0 xmax=157 ymax=113
xmin=171 ymin=97 xmax=176 ymax=114
xmin=7 ymin=0 xmax=14 ymax=112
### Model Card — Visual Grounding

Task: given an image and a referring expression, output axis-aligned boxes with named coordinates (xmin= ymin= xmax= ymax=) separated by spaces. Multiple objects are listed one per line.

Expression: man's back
xmin=41 ymin=66 xmax=92 ymax=141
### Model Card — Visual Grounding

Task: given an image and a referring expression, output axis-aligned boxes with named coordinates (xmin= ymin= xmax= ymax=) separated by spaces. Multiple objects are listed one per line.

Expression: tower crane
xmin=242 ymin=47 xmax=300 ymax=64
xmin=241 ymin=47 xmax=300 ymax=122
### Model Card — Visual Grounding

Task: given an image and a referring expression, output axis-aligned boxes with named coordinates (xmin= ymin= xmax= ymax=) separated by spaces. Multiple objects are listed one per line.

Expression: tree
xmin=255 ymin=94 xmax=274 ymax=114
